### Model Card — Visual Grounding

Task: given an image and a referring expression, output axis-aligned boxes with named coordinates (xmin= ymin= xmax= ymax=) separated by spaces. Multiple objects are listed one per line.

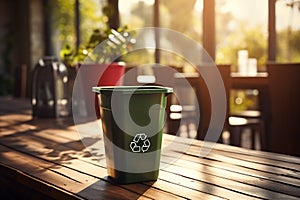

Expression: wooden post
xmin=107 ymin=0 xmax=120 ymax=29
xmin=268 ymin=0 xmax=276 ymax=62
xmin=154 ymin=0 xmax=160 ymax=63
xmin=43 ymin=0 xmax=53 ymax=55
xmin=203 ymin=0 xmax=215 ymax=61
xmin=75 ymin=0 xmax=80 ymax=50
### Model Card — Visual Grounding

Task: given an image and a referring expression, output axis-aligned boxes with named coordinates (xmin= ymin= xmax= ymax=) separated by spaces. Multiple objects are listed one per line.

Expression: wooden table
xmin=231 ymin=72 xmax=268 ymax=88
xmin=1 ymin=98 xmax=300 ymax=199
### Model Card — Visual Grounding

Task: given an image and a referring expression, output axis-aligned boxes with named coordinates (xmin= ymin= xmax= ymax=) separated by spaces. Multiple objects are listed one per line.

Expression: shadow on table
xmin=77 ymin=178 xmax=156 ymax=200
xmin=0 ymin=116 xmax=105 ymax=166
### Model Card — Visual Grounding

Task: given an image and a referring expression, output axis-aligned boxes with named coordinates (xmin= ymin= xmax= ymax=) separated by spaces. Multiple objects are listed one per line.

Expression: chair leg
xmin=168 ymin=118 xmax=180 ymax=135
xmin=237 ymin=128 xmax=242 ymax=147
xmin=217 ymin=131 xmax=224 ymax=143
xmin=230 ymin=127 xmax=242 ymax=147
xmin=259 ymin=121 xmax=267 ymax=151
xmin=251 ymin=128 xmax=256 ymax=150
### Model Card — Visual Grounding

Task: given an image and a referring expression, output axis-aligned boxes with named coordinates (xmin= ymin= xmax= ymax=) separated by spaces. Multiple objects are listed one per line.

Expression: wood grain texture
xmin=1 ymin=98 xmax=300 ymax=199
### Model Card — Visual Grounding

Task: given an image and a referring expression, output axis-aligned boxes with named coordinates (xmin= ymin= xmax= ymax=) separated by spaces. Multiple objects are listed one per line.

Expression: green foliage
xmin=161 ymin=0 xmax=198 ymax=41
xmin=289 ymin=31 xmax=300 ymax=53
xmin=53 ymin=0 xmax=76 ymax=46
xmin=121 ymin=49 xmax=154 ymax=65
xmin=277 ymin=29 xmax=300 ymax=62
xmin=230 ymin=90 xmax=259 ymax=112
xmin=86 ymin=26 xmax=135 ymax=63
xmin=60 ymin=26 xmax=135 ymax=66
xmin=216 ymin=21 xmax=267 ymax=69
xmin=54 ymin=0 xmax=300 ymax=67
xmin=130 ymin=1 xmax=154 ymax=27
xmin=243 ymin=26 xmax=268 ymax=65
xmin=53 ymin=0 xmax=107 ymax=56
xmin=54 ymin=0 xmax=137 ymax=66
xmin=79 ymin=0 xmax=107 ymax=43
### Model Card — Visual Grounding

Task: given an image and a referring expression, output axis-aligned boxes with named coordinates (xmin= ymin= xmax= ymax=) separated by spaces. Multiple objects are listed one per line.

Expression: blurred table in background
xmin=231 ymin=72 xmax=268 ymax=87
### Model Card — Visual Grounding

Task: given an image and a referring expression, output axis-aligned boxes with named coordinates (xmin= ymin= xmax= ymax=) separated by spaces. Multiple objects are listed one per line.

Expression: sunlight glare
xmin=195 ymin=0 xmax=203 ymax=12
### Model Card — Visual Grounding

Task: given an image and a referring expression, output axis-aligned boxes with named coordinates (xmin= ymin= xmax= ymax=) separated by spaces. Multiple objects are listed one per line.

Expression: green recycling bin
xmin=93 ymin=86 xmax=173 ymax=184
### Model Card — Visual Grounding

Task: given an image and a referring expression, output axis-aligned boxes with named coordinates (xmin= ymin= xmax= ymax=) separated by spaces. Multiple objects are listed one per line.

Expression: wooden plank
xmin=210 ymin=143 xmax=300 ymax=165
xmin=161 ymin=139 xmax=300 ymax=183
xmin=0 ymin=114 xmax=32 ymax=130
xmin=145 ymin=179 xmax=225 ymax=200
xmin=3 ymin=124 xmax=298 ymax=199
xmin=38 ymin=129 xmax=298 ymax=199
xmin=207 ymin=148 xmax=300 ymax=172
xmin=0 ymin=145 xmax=151 ymax=200
xmin=51 ymin=159 xmax=187 ymax=200
xmin=161 ymin=156 xmax=300 ymax=198
xmin=74 ymin=161 xmax=223 ymax=200
xmin=163 ymin=153 xmax=300 ymax=188
xmin=158 ymin=170 xmax=259 ymax=200
xmin=162 ymin=163 xmax=299 ymax=200
xmin=1 ymin=100 xmax=300 ymax=200
xmin=0 ymin=124 xmax=230 ymax=199
xmin=0 ymin=128 xmax=105 ymax=170
xmin=0 ymin=131 xmax=189 ymax=199
xmin=4 ymin=115 xmax=299 ymax=167
xmin=121 ymin=183 xmax=187 ymax=200
xmin=160 ymin=145 xmax=300 ymax=198
xmin=160 ymin=137 xmax=300 ymax=199
xmin=163 ymin=134 xmax=300 ymax=164
xmin=0 ymin=162 xmax=81 ymax=199
xmin=185 ymin=145 xmax=300 ymax=180
xmin=163 ymin=134 xmax=300 ymax=171
xmin=26 ymin=133 xmax=225 ymax=199
xmin=178 ymin=136 xmax=300 ymax=170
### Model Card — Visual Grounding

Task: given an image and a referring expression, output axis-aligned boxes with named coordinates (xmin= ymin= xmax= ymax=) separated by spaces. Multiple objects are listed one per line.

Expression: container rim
xmin=92 ymin=86 xmax=173 ymax=94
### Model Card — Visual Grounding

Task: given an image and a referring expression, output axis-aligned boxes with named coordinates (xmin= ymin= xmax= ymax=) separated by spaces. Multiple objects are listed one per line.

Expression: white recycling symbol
xmin=129 ymin=133 xmax=151 ymax=153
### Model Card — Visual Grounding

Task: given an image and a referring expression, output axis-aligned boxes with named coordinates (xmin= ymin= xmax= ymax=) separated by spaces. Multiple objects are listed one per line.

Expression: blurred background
xmin=0 ymin=0 xmax=299 ymax=115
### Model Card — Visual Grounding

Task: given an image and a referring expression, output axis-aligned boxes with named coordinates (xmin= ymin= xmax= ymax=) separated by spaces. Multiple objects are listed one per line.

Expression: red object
xmin=97 ymin=62 xmax=126 ymax=86
xmin=95 ymin=62 xmax=125 ymax=118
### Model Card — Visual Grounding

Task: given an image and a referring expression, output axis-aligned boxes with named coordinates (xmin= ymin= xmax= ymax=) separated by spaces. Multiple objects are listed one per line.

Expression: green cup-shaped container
xmin=93 ymin=86 xmax=173 ymax=184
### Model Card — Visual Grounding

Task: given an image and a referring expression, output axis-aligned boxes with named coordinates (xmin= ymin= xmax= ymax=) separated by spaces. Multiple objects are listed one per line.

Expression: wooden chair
xmin=218 ymin=65 xmax=266 ymax=149
xmin=152 ymin=64 xmax=266 ymax=147
xmin=151 ymin=64 xmax=265 ymax=145
xmin=123 ymin=66 xmax=140 ymax=86
xmin=152 ymin=65 xmax=185 ymax=135
xmin=266 ymin=63 xmax=300 ymax=157
xmin=172 ymin=73 xmax=199 ymax=137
